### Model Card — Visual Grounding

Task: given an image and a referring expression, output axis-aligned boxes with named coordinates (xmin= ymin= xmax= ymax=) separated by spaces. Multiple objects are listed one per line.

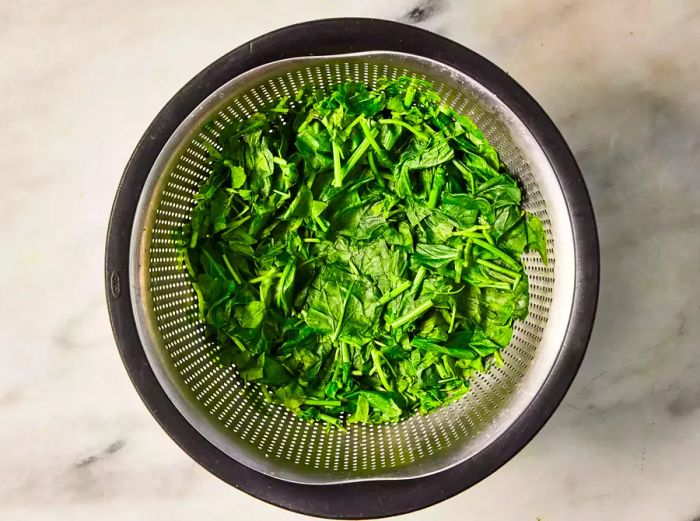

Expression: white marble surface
xmin=1 ymin=1 xmax=699 ymax=519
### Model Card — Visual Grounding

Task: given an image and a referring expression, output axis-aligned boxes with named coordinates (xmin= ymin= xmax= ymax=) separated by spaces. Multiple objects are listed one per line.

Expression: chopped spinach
xmin=177 ymin=77 xmax=548 ymax=426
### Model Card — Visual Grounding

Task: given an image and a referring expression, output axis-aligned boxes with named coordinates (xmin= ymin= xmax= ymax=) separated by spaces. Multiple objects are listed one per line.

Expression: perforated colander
xmin=107 ymin=19 xmax=598 ymax=518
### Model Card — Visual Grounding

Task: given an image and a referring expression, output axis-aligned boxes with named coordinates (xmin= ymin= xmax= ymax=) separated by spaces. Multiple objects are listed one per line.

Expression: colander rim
xmin=105 ymin=17 xmax=599 ymax=519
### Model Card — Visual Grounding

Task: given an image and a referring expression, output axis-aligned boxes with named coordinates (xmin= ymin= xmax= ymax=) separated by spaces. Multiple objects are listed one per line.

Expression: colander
xmin=106 ymin=19 xmax=598 ymax=518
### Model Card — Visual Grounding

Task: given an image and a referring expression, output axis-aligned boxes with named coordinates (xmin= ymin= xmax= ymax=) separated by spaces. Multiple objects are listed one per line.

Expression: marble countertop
xmin=2 ymin=1 xmax=699 ymax=519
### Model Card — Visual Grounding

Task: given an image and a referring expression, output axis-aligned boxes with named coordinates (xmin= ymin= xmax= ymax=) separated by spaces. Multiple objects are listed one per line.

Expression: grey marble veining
xmin=1 ymin=1 xmax=699 ymax=520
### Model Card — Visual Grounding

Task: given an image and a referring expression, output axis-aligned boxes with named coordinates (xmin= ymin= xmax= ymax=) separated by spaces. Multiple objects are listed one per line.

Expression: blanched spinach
xmin=177 ymin=77 xmax=548 ymax=426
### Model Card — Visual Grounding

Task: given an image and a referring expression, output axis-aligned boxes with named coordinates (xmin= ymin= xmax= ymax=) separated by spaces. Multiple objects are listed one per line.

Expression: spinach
xmin=178 ymin=77 xmax=548 ymax=426
xmin=526 ymin=213 xmax=548 ymax=265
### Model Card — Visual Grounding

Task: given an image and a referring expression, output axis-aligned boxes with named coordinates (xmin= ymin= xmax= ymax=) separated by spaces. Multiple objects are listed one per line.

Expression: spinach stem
xmin=410 ymin=267 xmax=426 ymax=298
xmin=512 ymin=273 xmax=522 ymax=290
xmin=342 ymin=114 xmax=364 ymax=135
xmin=191 ymin=282 xmax=205 ymax=321
xmin=304 ymin=399 xmax=342 ymax=407
xmin=464 ymin=239 xmax=473 ymax=269
xmin=454 ymin=242 xmax=464 ymax=283
xmin=472 ymin=238 xmax=521 ymax=270
xmin=340 ymin=343 xmax=351 ymax=383
xmin=389 ymin=299 xmax=434 ymax=329
xmin=181 ymin=249 xmax=195 ymax=278
xmin=272 ymin=156 xmax=288 ymax=166
xmin=450 ymin=225 xmax=489 ymax=237
xmin=452 ymin=231 xmax=483 ymax=239
xmin=480 ymin=282 xmax=513 ymax=290
xmin=359 ymin=118 xmax=383 ymax=156
xmin=348 ymin=260 xmax=360 ymax=276
xmin=226 ymin=334 xmax=247 ymax=351
xmin=489 ymin=271 xmax=514 ymax=286
xmin=312 ymin=214 xmax=329 ymax=233
xmin=489 ymin=270 xmax=516 ymax=284
xmin=452 ymin=159 xmax=475 ymax=193
xmin=189 ymin=227 xmax=199 ymax=249
xmin=476 ymin=258 xmax=520 ymax=279
xmin=331 ymin=282 xmax=355 ymax=343
xmin=341 ymin=130 xmax=378 ymax=180
xmin=367 ymin=151 xmax=386 ymax=188
xmin=377 ymin=280 xmax=412 ymax=306
xmin=332 ymin=141 xmax=343 ymax=187
xmin=482 ymin=229 xmax=496 ymax=246
xmin=448 ymin=303 xmax=457 ymax=334
xmin=428 ymin=168 xmax=446 ymax=208
xmin=371 ymin=349 xmax=392 ymax=391
xmin=232 ymin=204 xmax=250 ymax=219
xmin=227 ymin=214 xmax=251 ymax=231
xmin=316 ymin=412 xmax=342 ymax=426
xmin=378 ymin=118 xmax=429 ymax=141
xmin=275 ymin=261 xmax=295 ymax=311
xmin=202 ymin=249 xmax=227 ymax=279
xmin=404 ymin=85 xmax=416 ymax=107
xmin=222 ymin=254 xmax=242 ymax=284
xmin=300 ymin=255 xmax=323 ymax=267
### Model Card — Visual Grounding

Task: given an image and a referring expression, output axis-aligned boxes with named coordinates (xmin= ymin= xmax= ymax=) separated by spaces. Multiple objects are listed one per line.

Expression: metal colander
xmin=129 ymin=51 xmax=574 ymax=484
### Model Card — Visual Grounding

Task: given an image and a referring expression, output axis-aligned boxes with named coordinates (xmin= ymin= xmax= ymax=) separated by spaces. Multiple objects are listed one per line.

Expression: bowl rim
xmin=105 ymin=17 xmax=599 ymax=519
